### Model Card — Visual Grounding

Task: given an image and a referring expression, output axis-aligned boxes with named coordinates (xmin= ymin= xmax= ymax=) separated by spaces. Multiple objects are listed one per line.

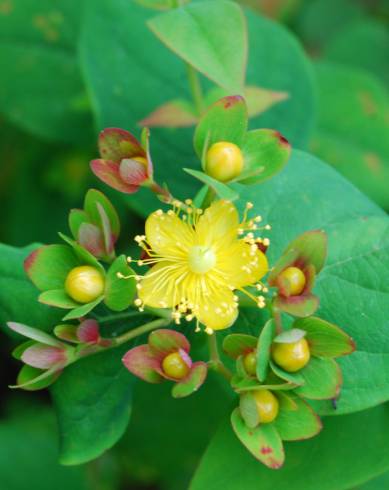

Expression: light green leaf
xmin=104 ymin=255 xmax=136 ymax=311
xmin=148 ymin=0 xmax=247 ymax=93
xmin=191 ymin=403 xmax=389 ymax=490
xmin=51 ymin=345 xmax=133 ymax=465
xmin=183 ymin=169 xmax=239 ymax=201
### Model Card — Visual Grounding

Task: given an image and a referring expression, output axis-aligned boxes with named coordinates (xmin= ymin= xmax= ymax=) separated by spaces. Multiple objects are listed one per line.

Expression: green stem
xmin=207 ymin=334 xmax=232 ymax=381
xmin=112 ymin=317 xmax=171 ymax=347
xmin=97 ymin=310 xmax=144 ymax=325
xmin=201 ymin=187 xmax=216 ymax=209
xmin=271 ymin=303 xmax=283 ymax=334
xmin=186 ymin=63 xmax=205 ymax=116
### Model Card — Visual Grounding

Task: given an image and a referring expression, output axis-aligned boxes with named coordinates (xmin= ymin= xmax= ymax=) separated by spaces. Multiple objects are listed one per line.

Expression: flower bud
xmin=253 ymin=389 xmax=279 ymax=424
xmin=205 ymin=141 xmax=244 ymax=182
xmin=278 ymin=266 xmax=306 ymax=296
xmin=272 ymin=337 xmax=310 ymax=372
xmin=243 ymin=351 xmax=257 ymax=376
xmin=65 ymin=265 xmax=105 ymax=303
xmin=162 ymin=350 xmax=191 ymax=380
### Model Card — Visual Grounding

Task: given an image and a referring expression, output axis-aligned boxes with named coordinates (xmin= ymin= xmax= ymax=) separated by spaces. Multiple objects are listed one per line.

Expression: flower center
xmin=188 ymin=246 xmax=216 ymax=274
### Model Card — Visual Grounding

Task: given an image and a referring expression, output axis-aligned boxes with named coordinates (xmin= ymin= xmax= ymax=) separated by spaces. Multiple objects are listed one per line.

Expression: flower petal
xmin=193 ymin=281 xmax=238 ymax=330
xmin=119 ymin=158 xmax=148 ymax=186
xmin=77 ymin=319 xmax=100 ymax=344
xmin=148 ymin=329 xmax=190 ymax=359
xmin=217 ymin=239 xmax=268 ymax=288
xmin=122 ymin=344 xmax=163 ymax=383
xmin=21 ymin=343 xmax=67 ymax=369
xmin=138 ymin=261 xmax=186 ymax=308
xmin=90 ymin=159 xmax=139 ymax=194
xmin=98 ymin=128 xmax=144 ymax=161
xmin=145 ymin=210 xmax=194 ymax=257
xmin=78 ymin=222 xmax=105 ymax=257
xmin=195 ymin=200 xmax=239 ymax=250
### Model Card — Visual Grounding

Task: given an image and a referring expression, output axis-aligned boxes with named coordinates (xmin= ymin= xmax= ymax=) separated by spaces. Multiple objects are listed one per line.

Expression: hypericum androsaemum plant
xmin=7 ymin=90 xmax=356 ymax=468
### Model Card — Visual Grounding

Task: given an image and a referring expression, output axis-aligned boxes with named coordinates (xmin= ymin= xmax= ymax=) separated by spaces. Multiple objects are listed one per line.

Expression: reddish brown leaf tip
xmin=222 ymin=95 xmax=244 ymax=108
xmin=24 ymin=249 xmax=39 ymax=274
xmin=275 ymin=131 xmax=290 ymax=148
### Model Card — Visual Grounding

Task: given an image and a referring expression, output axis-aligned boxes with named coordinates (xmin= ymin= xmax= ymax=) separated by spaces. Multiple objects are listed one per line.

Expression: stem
xmin=201 ymin=187 xmax=216 ymax=209
xmin=97 ymin=310 xmax=144 ymax=325
xmin=148 ymin=181 xmax=173 ymax=203
xmin=271 ymin=303 xmax=283 ymax=334
xmin=207 ymin=334 xmax=232 ymax=381
xmin=186 ymin=63 xmax=205 ymax=116
xmin=112 ymin=317 xmax=171 ymax=347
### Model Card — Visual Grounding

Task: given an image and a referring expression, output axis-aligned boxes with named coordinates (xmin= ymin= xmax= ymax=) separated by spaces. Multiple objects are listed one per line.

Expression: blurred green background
xmin=0 ymin=0 xmax=388 ymax=489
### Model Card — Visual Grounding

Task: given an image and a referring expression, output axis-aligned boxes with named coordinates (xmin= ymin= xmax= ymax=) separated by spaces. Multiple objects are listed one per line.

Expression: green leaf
xmin=270 ymin=360 xmax=305 ymax=386
xmin=81 ymin=1 xmax=316 ymax=216
xmin=25 ymin=244 xmax=79 ymax=291
xmin=191 ymin=403 xmax=389 ymax=490
xmin=172 ymin=362 xmax=208 ymax=399
xmin=239 ymin=392 xmax=260 ymax=428
xmin=223 ymin=333 xmax=257 ymax=359
xmin=274 ymin=393 xmax=322 ymax=441
xmin=183 ymin=169 xmax=239 ymax=202
xmin=84 ymin=189 xmax=120 ymax=238
xmin=257 ymin=319 xmax=275 ymax=382
xmin=39 ymin=289 xmax=79 ymax=309
xmin=148 ymin=1 xmax=247 ymax=93
xmin=69 ymin=209 xmax=89 ymax=239
xmin=62 ymin=296 xmax=103 ymax=321
xmin=311 ymin=61 xmax=389 ymax=210
xmin=140 ymin=98 xmax=197 ymax=127
xmin=295 ymin=357 xmax=341 ymax=400
xmin=236 ymin=150 xmax=389 ymax=415
xmin=15 ymin=365 xmax=61 ymax=391
xmin=324 ymin=18 xmax=389 ymax=86
xmin=0 ymin=0 xmax=93 ymax=143
xmin=193 ymin=95 xmax=248 ymax=160
xmin=239 ymin=129 xmax=291 ymax=184
xmin=135 ymin=0 xmax=190 ymax=10
xmin=295 ymin=316 xmax=355 ymax=357
xmin=51 ymin=345 xmax=133 ymax=465
xmin=0 ymin=243 xmax=64 ymax=331
xmin=104 ymin=255 xmax=136 ymax=311
xmin=0 ymin=405 xmax=88 ymax=489
xmin=7 ymin=322 xmax=62 ymax=347
xmin=58 ymin=233 xmax=104 ymax=271
xmin=231 ymin=408 xmax=284 ymax=469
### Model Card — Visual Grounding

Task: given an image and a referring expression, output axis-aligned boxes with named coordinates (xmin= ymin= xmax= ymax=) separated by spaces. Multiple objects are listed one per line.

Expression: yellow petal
xmin=188 ymin=277 xmax=238 ymax=330
xmin=195 ymin=200 xmax=239 ymax=251
xmin=138 ymin=261 xmax=187 ymax=308
xmin=216 ymin=240 xmax=268 ymax=288
xmin=145 ymin=211 xmax=194 ymax=257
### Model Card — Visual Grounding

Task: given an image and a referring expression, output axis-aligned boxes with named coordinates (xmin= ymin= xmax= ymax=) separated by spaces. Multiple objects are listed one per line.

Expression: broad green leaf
xmin=0 ymin=243 xmax=63 ymax=331
xmin=231 ymin=408 xmax=284 ymax=469
xmin=295 ymin=316 xmax=355 ymax=357
xmin=183 ymin=169 xmax=239 ymax=202
xmin=25 ymin=244 xmax=78 ymax=291
xmin=193 ymin=96 xmax=248 ymax=159
xmin=81 ymin=0 xmax=316 ymax=216
xmin=324 ymin=18 xmax=389 ymax=86
xmin=104 ymin=255 xmax=136 ymax=311
xmin=148 ymin=1 xmax=247 ymax=93
xmin=223 ymin=334 xmax=257 ymax=359
xmin=240 ymin=129 xmax=291 ymax=184
xmin=274 ymin=393 xmax=322 ymax=441
xmin=295 ymin=357 xmax=341 ymax=400
xmin=51 ymin=345 xmax=133 ymax=465
xmin=135 ymin=0 xmax=190 ymax=10
xmin=237 ymin=150 xmax=389 ymax=415
xmin=311 ymin=61 xmax=389 ymax=210
xmin=0 ymin=405 xmax=88 ymax=489
xmin=0 ymin=0 xmax=93 ymax=143
xmin=39 ymin=289 xmax=79 ymax=309
xmin=191 ymin=403 xmax=389 ymax=490
xmin=257 ymin=319 xmax=275 ymax=382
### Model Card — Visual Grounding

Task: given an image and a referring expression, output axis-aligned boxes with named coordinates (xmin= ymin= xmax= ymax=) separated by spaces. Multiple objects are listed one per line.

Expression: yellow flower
xmin=133 ymin=200 xmax=269 ymax=332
